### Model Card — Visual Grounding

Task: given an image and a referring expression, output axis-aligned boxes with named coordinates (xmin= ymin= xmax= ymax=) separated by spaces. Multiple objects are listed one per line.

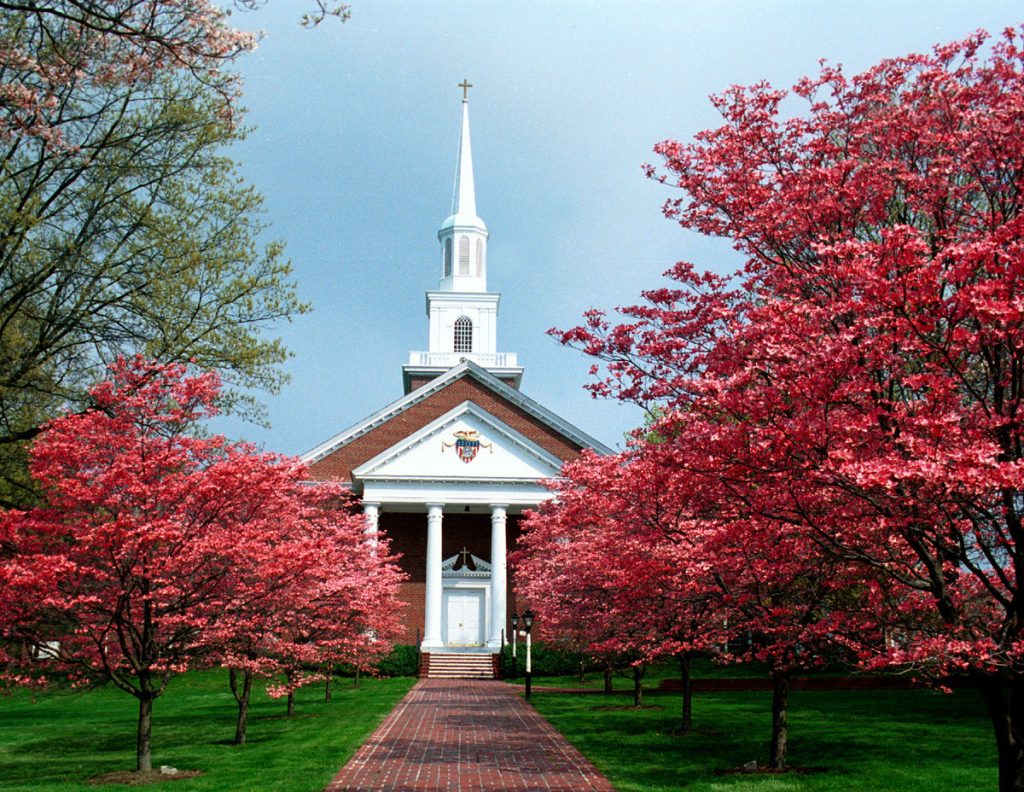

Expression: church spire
xmin=451 ymin=92 xmax=477 ymax=220
xmin=438 ymin=80 xmax=488 ymax=293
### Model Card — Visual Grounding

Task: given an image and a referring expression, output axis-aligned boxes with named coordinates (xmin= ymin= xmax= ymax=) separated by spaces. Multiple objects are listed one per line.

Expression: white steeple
xmin=451 ymin=98 xmax=479 ymax=221
xmin=403 ymin=82 xmax=523 ymax=394
xmin=437 ymin=84 xmax=489 ymax=293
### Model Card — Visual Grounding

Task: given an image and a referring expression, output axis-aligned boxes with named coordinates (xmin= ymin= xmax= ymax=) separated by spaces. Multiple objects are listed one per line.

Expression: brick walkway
xmin=324 ymin=679 xmax=615 ymax=791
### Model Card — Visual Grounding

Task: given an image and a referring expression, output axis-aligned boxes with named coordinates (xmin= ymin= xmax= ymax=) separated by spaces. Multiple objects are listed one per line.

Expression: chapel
xmin=302 ymin=86 xmax=610 ymax=678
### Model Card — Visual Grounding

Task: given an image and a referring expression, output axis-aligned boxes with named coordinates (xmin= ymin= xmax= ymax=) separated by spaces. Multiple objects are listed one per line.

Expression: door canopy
xmin=441 ymin=552 xmax=491 ymax=579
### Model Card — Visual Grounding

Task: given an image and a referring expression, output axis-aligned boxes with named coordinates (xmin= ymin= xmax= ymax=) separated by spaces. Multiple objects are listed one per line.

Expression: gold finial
xmin=458 ymin=78 xmax=473 ymax=101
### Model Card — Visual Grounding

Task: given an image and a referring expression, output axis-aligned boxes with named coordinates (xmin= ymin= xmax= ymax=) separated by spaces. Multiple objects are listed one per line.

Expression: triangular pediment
xmin=352 ymin=401 xmax=564 ymax=484
xmin=302 ymin=361 xmax=612 ymax=475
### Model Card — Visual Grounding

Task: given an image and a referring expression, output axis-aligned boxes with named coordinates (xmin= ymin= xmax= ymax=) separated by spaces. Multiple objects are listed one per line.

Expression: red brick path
xmin=324 ymin=679 xmax=615 ymax=791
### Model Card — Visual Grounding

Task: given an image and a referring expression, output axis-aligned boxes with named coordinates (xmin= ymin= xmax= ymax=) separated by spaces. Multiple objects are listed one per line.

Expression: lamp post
xmin=510 ymin=612 xmax=519 ymax=679
xmin=523 ymin=608 xmax=535 ymax=702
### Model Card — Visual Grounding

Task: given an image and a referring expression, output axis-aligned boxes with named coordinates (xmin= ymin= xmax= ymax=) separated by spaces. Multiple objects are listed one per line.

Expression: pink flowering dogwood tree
xmin=515 ymin=450 xmax=725 ymax=725
xmin=0 ymin=357 xmax=404 ymax=771
xmin=517 ymin=442 xmax=864 ymax=764
xmin=554 ymin=28 xmax=1024 ymax=789
xmin=218 ymin=484 xmax=404 ymax=742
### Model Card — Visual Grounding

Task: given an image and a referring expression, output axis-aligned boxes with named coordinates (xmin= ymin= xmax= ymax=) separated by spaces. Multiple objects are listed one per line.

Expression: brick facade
xmin=406 ymin=376 xmax=434 ymax=392
xmin=408 ymin=373 xmax=521 ymax=392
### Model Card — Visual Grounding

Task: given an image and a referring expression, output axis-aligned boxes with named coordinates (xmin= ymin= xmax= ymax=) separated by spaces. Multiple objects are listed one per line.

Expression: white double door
xmin=444 ymin=588 xmax=485 ymax=646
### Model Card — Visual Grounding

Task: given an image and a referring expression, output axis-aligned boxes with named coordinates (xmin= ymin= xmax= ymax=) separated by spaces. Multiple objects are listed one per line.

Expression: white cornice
xmin=360 ymin=476 xmax=553 ymax=484
xmin=425 ymin=291 xmax=500 ymax=305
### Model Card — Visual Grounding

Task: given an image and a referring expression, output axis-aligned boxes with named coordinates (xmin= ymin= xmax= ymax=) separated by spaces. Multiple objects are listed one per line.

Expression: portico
xmin=407 ymin=504 xmax=507 ymax=650
xmin=351 ymin=397 xmax=563 ymax=652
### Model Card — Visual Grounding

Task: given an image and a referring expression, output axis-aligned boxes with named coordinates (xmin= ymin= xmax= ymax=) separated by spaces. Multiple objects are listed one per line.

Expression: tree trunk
xmin=632 ymin=665 xmax=645 ymax=707
xmin=229 ymin=668 xmax=254 ymax=746
xmin=353 ymin=666 xmax=361 ymax=688
xmin=679 ymin=654 xmax=692 ymax=734
xmin=136 ymin=691 xmax=154 ymax=772
xmin=769 ymin=669 xmax=790 ymax=770
xmin=324 ymin=667 xmax=333 ymax=703
xmin=604 ymin=666 xmax=613 ymax=694
xmin=578 ymin=658 xmax=586 ymax=684
xmin=286 ymin=669 xmax=297 ymax=717
xmin=974 ymin=672 xmax=1024 ymax=792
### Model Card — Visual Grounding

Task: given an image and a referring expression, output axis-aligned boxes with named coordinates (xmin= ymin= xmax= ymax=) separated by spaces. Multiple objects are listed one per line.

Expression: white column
xmin=422 ymin=503 xmax=445 ymax=650
xmin=487 ymin=504 xmax=508 ymax=650
xmin=363 ymin=502 xmax=379 ymax=549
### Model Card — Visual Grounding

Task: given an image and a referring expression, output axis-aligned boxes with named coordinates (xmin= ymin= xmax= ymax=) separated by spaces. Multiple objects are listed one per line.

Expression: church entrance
xmin=443 ymin=589 xmax=485 ymax=646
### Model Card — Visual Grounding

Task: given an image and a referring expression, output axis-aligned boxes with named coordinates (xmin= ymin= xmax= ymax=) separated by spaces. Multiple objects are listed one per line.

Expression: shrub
xmin=499 ymin=642 xmax=587 ymax=678
xmin=374 ymin=645 xmax=420 ymax=677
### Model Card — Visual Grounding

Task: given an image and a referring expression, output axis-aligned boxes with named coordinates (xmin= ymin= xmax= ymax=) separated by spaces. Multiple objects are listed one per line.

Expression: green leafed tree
xmin=0 ymin=1 xmax=313 ymax=505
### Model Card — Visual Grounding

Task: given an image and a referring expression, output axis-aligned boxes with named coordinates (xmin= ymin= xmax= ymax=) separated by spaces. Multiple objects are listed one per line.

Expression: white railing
xmin=407 ymin=351 xmax=519 ymax=368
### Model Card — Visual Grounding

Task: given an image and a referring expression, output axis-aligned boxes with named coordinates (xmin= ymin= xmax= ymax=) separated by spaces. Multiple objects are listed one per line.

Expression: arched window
xmin=454 ymin=316 xmax=472 ymax=353
xmin=458 ymin=236 xmax=470 ymax=276
xmin=443 ymin=238 xmax=452 ymax=277
xmin=475 ymin=239 xmax=484 ymax=277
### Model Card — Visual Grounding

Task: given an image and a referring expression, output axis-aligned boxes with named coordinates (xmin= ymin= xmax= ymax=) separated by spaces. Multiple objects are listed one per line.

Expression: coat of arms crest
xmin=442 ymin=429 xmax=493 ymax=463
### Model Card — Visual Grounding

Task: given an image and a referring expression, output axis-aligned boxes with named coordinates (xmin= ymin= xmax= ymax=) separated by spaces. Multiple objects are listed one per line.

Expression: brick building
xmin=302 ymin=92 xmax=609 ymax=674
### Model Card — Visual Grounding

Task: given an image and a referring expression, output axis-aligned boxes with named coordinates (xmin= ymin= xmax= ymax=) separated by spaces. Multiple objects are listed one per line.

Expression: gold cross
xmin=458 ymin=79 xmax=473 ymax=100
xmin=459 ymin=547 xmax=472 ymax=566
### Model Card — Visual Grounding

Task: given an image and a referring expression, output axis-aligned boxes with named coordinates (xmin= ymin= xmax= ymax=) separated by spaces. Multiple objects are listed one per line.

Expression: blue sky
xmin=211 ymin=1 xmax=1023 ymax=456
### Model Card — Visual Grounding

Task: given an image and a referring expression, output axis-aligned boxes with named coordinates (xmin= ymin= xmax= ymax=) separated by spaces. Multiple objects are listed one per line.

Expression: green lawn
xmin=0 ymin=670 xmax=414 ymax=791
xmin=0 ymin=667 xmax=999 ymax=792
xmin=528 ymin=686 xmax=996 ymax=791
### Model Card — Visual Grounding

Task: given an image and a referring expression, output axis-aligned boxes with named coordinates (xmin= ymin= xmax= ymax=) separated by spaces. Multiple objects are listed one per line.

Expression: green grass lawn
xmin=0 ymin=670 xmax=414 ymax=791
xmin=528 ymin=685 xmax=996 ymax=792
xmin=1 ymin=665 xmax=998 ymax=792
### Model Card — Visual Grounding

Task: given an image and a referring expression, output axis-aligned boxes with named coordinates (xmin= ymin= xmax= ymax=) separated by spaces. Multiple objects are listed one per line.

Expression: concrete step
xmin=420 ymin=652 xmax=500 ymax=679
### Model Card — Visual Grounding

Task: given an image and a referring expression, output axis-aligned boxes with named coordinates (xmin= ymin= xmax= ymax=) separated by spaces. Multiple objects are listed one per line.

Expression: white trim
xmin=301 ymin=360 xmax=612 ymax=466
xmin=359 ymin=481 xmax=551 ymax=508
xmin=361 ymin=475 xmax=551 ymax=484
